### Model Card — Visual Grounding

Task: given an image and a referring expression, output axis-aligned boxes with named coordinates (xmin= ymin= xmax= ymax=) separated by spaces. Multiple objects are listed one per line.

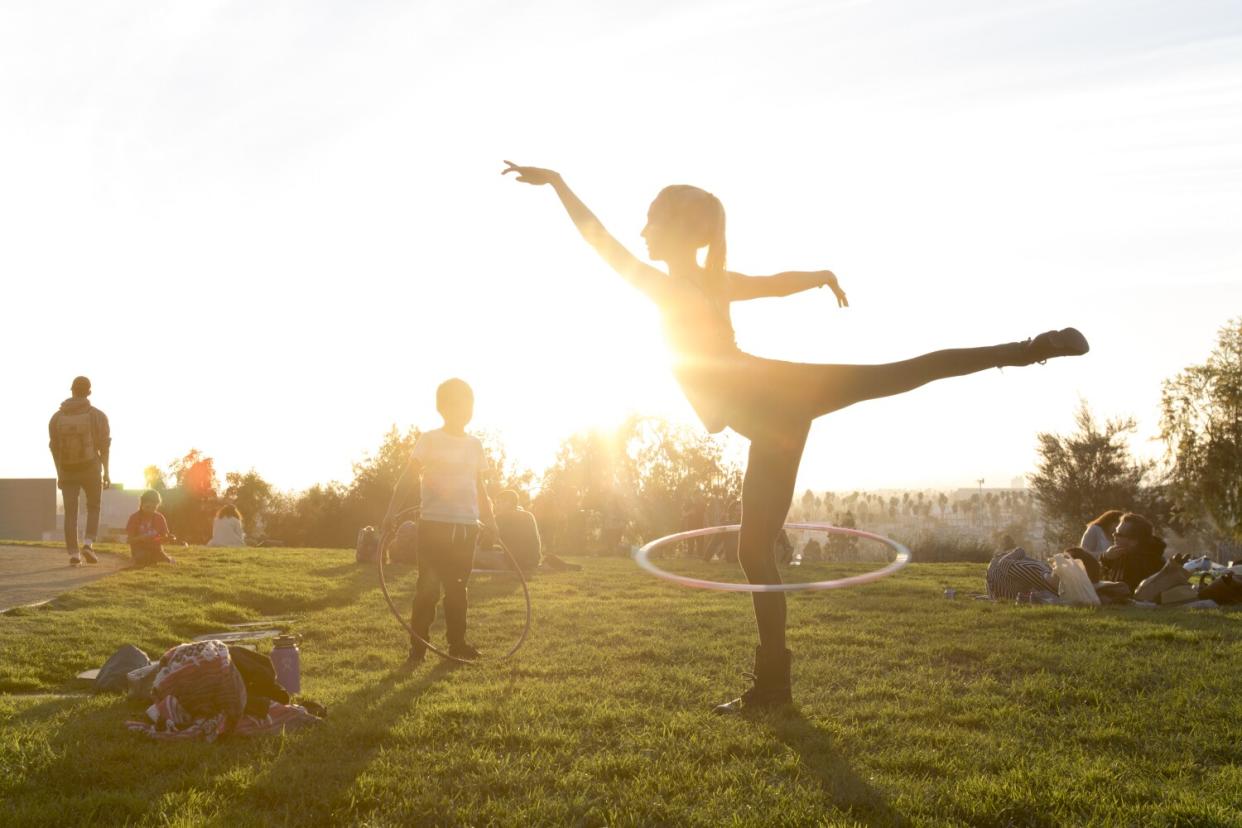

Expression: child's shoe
xmin=448 ymin=642 xmax=482 ymax=662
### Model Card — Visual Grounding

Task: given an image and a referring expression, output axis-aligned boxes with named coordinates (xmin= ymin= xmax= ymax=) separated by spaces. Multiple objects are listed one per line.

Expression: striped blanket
xmin=986 ymin=547 xmax=1054 ymax=600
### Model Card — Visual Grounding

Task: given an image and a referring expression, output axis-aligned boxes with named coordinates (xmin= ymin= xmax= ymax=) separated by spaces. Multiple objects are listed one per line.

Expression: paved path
xmin=0 ymin=545 xmax=127 ymax=613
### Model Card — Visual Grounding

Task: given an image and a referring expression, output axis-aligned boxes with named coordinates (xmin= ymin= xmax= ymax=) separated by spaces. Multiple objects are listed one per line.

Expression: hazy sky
xmin=2 ymin=0 xmax=1239 ymax=495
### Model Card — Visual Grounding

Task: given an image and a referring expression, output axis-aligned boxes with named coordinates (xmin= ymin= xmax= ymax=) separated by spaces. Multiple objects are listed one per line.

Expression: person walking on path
xmin=48 ymin=376 xmax=111 ymax=566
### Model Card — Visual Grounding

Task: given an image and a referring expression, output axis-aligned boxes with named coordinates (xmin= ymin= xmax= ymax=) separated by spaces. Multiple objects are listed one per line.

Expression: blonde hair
xmin=652 ymin=185 xmax=727 ymax=289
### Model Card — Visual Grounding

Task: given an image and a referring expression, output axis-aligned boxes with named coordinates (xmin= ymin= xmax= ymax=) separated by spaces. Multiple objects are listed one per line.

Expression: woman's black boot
xmin=713 ymin=646 xmax=793 ymax=714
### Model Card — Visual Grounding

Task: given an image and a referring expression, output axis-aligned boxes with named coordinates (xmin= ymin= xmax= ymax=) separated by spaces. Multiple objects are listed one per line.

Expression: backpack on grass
xmin=228 ymin=645 xmax=290 ymax=715
xmin=94 ymin=645 xmax=151 ymax=693
xmin=356 ymin=526 xmax=381 ymax=564
xmin=1199 ymin=572 xmax=1242 ymax=605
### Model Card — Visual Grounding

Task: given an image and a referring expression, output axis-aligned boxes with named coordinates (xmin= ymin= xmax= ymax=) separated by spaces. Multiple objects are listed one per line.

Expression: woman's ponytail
xmin=703 ymin=194 xmax=727 ymax=276
xmin=653 ymin=184 xmax=729 ymax=294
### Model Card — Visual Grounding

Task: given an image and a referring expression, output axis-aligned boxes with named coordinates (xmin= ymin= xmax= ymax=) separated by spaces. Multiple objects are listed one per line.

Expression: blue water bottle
xmin=270 ymin=634 xmax=301 ymax=694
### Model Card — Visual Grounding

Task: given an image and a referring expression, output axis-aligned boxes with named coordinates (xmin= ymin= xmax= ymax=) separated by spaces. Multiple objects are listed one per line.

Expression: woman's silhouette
xmin=504 ymin=162 xmax=1088 ymax=713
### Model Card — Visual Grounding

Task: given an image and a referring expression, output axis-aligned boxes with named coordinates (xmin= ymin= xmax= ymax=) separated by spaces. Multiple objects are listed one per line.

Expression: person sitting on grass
xmin=490 ymin=489 xmax=583 ymax=573
xmin=208 ymin=504 xmax=246 ymax=547
xmin=1079 ymin=509 xmax=1124 ymax=561
xmin=1101 ymin=512 xmax=1166 ymax=591
xmin=126 ymin=490 xmax=179 ymax=566
xmin=383 ymin=378 xmax=497 ymax=663
xmin=478 ymin=489 xmax=540 ymax=573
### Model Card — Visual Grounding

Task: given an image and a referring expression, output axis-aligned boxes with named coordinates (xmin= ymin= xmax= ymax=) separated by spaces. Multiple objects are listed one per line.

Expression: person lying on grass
xmin=126 ymin=489 xmax=181 ymax=566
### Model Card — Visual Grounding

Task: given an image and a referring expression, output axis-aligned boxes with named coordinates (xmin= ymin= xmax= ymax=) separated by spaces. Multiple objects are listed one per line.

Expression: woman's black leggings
xmin=734 ymin=341 xmax=1027 ymax=651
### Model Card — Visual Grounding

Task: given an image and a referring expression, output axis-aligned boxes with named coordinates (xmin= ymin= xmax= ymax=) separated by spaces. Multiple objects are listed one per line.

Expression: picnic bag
xmin=1199 ymin=572 xmax=1242 ymax=605
xmin=95 ymin=644 xmax=151 ymax=693
xmin=1052 ymin=552 xmax=1100 ymax=606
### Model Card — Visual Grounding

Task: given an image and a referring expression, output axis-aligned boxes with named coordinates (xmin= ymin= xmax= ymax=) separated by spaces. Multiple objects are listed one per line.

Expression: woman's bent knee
xmin=739 ymin=545 xmax=780 ymax=584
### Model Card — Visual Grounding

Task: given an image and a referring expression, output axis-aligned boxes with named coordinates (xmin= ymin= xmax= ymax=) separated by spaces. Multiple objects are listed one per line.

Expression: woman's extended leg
xmin=771 ymin=328 xmax=1088 ymax=419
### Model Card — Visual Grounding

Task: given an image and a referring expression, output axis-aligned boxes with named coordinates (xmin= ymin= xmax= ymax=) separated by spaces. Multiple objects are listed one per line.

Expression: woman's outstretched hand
xmin=502 ymin=161 xmax=562 ymax=186
xmin=823 ymin=270 xmax=849 ymax=308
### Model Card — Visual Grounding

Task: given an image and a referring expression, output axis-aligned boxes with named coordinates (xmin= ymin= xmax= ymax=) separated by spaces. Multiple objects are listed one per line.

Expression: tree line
xmin=1029 ymin=318 xmax=1241 ymax=554
xmin=142 ymin=414 xmax=742 ymax=550
xmin=142 ymin=319 xmax=1240 ymax=557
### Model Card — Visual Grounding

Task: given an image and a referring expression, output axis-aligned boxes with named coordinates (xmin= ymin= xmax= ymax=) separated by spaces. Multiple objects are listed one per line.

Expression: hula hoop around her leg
xmin=635 ymin=523 xmax=910 ymax=592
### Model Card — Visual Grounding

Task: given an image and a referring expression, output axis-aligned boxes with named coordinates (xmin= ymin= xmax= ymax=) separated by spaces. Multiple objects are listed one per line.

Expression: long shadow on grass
xmin=5 ymin=662 xmax=461 ymax=825
xmin=208 ymin=659 xmax=462 ymax=823
xmin=764 ymin=708 xmax=906 ymax=827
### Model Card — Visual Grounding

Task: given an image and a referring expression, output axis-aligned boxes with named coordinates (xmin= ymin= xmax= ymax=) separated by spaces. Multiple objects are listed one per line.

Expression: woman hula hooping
xmin=503 ymin=161 xmax=1089 ymax=714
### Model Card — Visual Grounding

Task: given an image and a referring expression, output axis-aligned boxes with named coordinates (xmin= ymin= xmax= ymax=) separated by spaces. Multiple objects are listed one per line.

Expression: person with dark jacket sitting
xmin=1100 ymin=513 xmax=1166 ymax=590
xmin=493 ymin=490 xmax=542 ymax=573
xmin=492 ymin=489 xmax=583 ymax=572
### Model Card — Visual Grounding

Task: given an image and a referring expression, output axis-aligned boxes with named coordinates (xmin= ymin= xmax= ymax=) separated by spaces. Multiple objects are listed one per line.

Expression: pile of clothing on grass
xmin=94 ymin=640 xmax=322 ymax=741
xmin=986 ymin=547 xmax=1242 ymax=609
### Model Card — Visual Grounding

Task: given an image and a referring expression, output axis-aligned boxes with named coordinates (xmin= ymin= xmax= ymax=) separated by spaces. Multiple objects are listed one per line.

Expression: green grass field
xmin=2 ymin=544 xmax=1240 ymax=827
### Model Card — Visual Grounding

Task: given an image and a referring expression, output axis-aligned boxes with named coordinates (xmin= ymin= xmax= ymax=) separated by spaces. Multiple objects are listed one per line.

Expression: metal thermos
xmin=270 ymin=634 xmax=301 ymax=694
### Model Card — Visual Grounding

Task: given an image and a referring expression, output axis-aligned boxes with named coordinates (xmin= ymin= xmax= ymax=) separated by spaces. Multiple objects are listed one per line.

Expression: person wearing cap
xmin=48 ymin=376 xmax=111 ymax=565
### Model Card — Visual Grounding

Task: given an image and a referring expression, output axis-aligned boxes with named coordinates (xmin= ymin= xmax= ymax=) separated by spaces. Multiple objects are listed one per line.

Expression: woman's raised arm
xmin=503 ymin=161 xmax=664 ymax=300
xmin=727 ymin=270 xmax=849 ymax=307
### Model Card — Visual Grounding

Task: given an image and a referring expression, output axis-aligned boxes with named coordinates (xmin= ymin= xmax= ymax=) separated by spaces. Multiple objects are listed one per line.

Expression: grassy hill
xmin=2 ymin=545 xmax=1240 ymax=826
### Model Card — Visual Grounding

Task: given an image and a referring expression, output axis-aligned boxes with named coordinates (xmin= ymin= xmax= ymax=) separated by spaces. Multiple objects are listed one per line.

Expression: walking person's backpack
xmin=56 ymin=408 xmax=97 ymax=469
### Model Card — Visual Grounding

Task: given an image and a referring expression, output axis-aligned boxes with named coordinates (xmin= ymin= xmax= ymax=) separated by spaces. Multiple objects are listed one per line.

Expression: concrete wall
xmin=0 ymin=479 xmax=57 ymax=540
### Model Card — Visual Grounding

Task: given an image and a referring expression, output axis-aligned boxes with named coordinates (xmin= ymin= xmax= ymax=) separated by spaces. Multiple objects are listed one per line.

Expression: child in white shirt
xmin=384 ymin=378 xmax=496 ymax=662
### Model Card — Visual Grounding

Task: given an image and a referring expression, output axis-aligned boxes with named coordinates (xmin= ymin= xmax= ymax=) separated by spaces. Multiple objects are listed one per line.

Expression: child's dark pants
xmin=410 ymin=520 xmax=477 ymax=650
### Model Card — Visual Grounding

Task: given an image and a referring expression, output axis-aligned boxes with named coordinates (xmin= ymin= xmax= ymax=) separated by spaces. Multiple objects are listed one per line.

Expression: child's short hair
xmin=436 ymin=378 xmax=474 ymax=414
xmin=140 ymin=489 xmax=162 ymax=505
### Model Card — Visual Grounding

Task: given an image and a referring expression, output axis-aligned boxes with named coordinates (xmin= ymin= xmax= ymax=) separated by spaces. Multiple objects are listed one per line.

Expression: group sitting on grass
xmin=986 ymin=510 xmax=1242 ymax=607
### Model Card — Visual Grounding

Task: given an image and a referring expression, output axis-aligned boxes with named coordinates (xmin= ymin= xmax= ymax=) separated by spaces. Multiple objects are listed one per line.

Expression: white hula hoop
xmin=634 ymin=522 xmax=910 ymax=592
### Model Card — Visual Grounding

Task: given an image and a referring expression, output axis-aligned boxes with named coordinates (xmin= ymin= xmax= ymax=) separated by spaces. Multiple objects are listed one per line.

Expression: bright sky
xmin=2 ymin=0 xmax=1240 ymax=495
